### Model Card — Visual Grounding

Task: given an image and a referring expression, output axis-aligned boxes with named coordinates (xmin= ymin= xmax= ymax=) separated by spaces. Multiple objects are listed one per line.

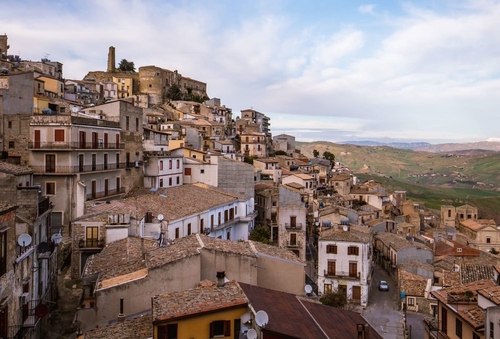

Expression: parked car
xmin=379 ymin=280 xmax=389 ymax=291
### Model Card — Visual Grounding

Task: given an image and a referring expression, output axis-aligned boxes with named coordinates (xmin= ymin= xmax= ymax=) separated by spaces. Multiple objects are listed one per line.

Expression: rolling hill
xmin=297 ymin=141 xmax=500 ymax=222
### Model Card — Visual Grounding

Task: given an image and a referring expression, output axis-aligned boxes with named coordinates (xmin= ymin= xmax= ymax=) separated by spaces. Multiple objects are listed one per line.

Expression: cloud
xmin=358 ymin=4 xmax=376 ymax=15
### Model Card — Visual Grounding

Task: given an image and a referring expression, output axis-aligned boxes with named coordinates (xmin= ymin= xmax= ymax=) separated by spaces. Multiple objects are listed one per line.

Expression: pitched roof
xmin=431 ymin=279 xmax=495 ymax=306
xmin=375 ymin=232 xmax=432 ymax=252
xmin=0 ymin=161 xmax=33 ymax=175
xmin=152 ymin=280 xmax=248 ymax=322
xmin=239 ymin=283 xmax=383 ymax=339
xmin=460 ymin=219 xmax=495 ymax=231
xmin=84 ymin=234 xmax=303 ymax=289
xmin=478 ymin=285 xmax=500 ymax=305
xmin=82 ymin=183 xmax=243 ymax=222
xmin=83 ymin=313 xmax=152 ymax=339
xmin=460 ymin=263 xmax=494 ymax=284
xmin=398 ymin=270 xmax=427 ymax=297
xmin=319 ymin=225 xmax=371 ymax=243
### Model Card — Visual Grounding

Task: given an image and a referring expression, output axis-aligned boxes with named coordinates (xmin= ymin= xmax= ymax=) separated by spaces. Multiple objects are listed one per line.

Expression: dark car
xmin=379 ymin=280 xmax=389 ymax=291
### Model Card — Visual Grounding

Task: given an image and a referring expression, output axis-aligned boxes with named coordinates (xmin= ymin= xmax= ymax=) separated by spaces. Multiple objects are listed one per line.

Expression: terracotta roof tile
xmin=0 ymin=161 xmax=33 ymax=175
xmin=375 ymin=232 xmax=432 ymax=252
xmin=477 ymin=285 xmax=500 ymax=305
xmin=84 ymin=313 xmax=152 ymax=339
xmin=319 ymin=225 xmax=371 ymax=243
xmin=152 ymin=280 xmax=248 ymax=322
xmin=239 ymin=283 xmax=383 ymax=339
xmin=460 ymin=263 xmax=494 ymax=284
xmin=398 ymin=270 xmax=427 ymax=297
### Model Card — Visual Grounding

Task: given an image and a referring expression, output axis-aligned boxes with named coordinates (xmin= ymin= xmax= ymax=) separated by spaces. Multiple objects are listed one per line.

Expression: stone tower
xmin=107 ymin=46 xmax=115 ymax=72
xmin=0 ymin=34 xmax=8 ymax=57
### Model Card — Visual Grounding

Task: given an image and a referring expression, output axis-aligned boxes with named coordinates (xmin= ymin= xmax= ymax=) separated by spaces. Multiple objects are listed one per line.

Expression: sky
xmin=2 ymin=0 xmax=500 ymax=144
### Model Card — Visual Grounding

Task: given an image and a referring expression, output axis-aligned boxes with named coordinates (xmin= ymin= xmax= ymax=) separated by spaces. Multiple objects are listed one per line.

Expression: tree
xmin=118 ymin=59 xmax=135 ymax=72
xmin=313 ymin=149 xmax=320 ymax=158
xmin=319 ymin=289 xmax=348 ymax=309
xmin=275 ymin=150 xmax=287 ymax=156
xmin=322 ymin=151 xmax=335 ymax=162
xmin=166 ymin=84 xmax=183 ymax=101
xmin=249 ymin=225 xmax=270 ymax=244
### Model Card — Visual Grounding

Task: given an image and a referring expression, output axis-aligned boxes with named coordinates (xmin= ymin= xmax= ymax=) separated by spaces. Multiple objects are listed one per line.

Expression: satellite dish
xmin=255 ymin=310 xmax=269 ymax=328
xmin=38 ymin=242 xmax=50 ymax=253
xmin=51 ymin=233 xmax=63 ymax=244
xmin=152 ymin=232 xmax=160 ymax=240
xmin=343 ymin=225 xmax=349 ymax=232
xmin=157 ymin=214 xmax=164 ymax=221
xmin=240 ymin=312 xmax=251 ymax=324
xmin=18 ymin=234 xmax=32 ymax=247
xmin=305 ymin=284 xmax=313 ymax=295
xmin=246 ymin=329 xmax=257 ymax=339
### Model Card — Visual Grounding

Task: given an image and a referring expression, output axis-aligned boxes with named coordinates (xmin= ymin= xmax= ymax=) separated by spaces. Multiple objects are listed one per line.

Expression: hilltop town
xmin=2 ymin=34 xmax=500 ymax=339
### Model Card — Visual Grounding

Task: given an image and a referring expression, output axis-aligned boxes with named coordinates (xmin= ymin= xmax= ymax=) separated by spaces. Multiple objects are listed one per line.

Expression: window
xmin=408 ymin=297 xmax=415 ymax=306
xmin=326 ymin=245 xmax=337 ymax=254
xmin=160 ymin=161 xmax=163 ymax=171
xmin=55 ymin=129 xmax=64 ymax=142
xmin=0 ymin=231 xmax=7 ymax=276
xmin=176 ymin=176 xmax=179 ymax=185
xmin=169 ymin=160 xmax=172 ymax=169
xmin=448 ymin=210 xmax=451 ymax=218
xmin=169 ymin=178 xmax=172 ymax=186
xmin=159 ymin=179 xmax=163 ymax=187
xmin=126 ymin=116 xmax=130 ymax=130
xmin=104 ymin=154 xmax=108 ymax=170
xmin=184 ymin=168 xmax=191 ymax=175
xmin=490 ymin=321 xmax=494 ymax=339
xmin=290 ymin=233 xmax=297 ymax=246
xmin=8 ymin=141 xmax=14 ymax=149
xmin=200 ymin=219 xmax=204 ymax=229
xmin=324 ymin=284 xmax=332 ymax=294
xmin=441 ymin=307 xmax=447 ymax=334
xmin=176 ymin=159 xmax=180 ymax=169
xmin=455 ymin=318 xmax=462 ymax=338
xmin=349 ymin=262 xmax=358 ymax=278
xmin=487 ymin=237 xmax=491 ymax=244
xmin=200 ymin=169 xmax=205 ymax=174
xmin=157 ymin=323 xmax=178 ymax=339
xmin=211 ymin=215 xmax=214 ymax=227
xmin=135 ymin=117 xmax=139 ymax=132
xmin=348 ymin=246 xmax=359 ymax=255
xmin=7 ymin=121 xmax=12 ymax=128
xmin=86 ymin=227 xmax=99 ymax=247
xmin=46 ymin=154 xmax=56 ymax=173
xmin=187 ymin=223 xmax=191 ymax=235
xmin=175 ymin=227 xmax=179 ymax=239
xmin=46 ymin=182 xmax=55 ymax=195
xmin=210 ymin=320 xmax=230 ymax=338
xmin=327 ymin=261 xmax=336 ymax=275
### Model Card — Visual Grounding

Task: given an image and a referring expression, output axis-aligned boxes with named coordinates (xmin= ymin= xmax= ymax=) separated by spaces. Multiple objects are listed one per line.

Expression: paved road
xmin=360 ymin=264 xmax=405 ymax=339
xmin=407 ymin=312 xmax=428 ymax=339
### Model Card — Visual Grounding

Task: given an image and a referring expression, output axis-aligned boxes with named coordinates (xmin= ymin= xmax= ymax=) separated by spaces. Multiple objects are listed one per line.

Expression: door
xmin=79 ymin=131 xmax=86 ymax=149
xmin=104 ymin=179 xmax=109 ymax=196
xmin=91 ymin=181 xmax=96 ymax=199
xmin=45 ymin=154 xmax=55 ymax=173
xmin=78 ymin=154 xmax=84 ymax=172
xmin=290 ymin=216 xmax=297 ymax=228
xmin=352 ymin=286 xmax=361 ymax=301
xmin=104 ymin=133 xmax=108 ymax=149
xmin=34 ymin=130 xmax=41 ymax=148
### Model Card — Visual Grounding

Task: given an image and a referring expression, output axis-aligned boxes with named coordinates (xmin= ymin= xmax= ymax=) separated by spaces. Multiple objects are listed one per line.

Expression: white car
xmin=379 ymin=280 xmax=389 ymax=291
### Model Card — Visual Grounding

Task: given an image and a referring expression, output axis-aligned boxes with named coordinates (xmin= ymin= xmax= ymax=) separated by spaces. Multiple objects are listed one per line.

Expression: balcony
xmin=86 ymin=187 xmax=126 ymax=201
xmin=284 ymin=223 xmax=303 ymax=230
xmin=78 ymin=238 xmax=104 ymax=249
xmin=29 ymin=141 xmax=125 ymax=150
xmin=30 ymin=163 xmax=127 ymax=174
xmin=324 ymin=270 xmax=360 ymax=280
xmin=284 ymin=240 xmax=302 ymax=248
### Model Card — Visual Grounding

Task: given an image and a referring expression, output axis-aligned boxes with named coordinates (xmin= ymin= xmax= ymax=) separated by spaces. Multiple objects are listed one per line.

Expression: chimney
xmin=216 ymin=271 xmax=225 ymax=287
xmin=117 ymin=298 xmax=125 ymax=322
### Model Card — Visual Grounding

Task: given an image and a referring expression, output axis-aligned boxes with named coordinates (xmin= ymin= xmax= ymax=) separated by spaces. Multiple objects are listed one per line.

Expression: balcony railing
xmin=29 ymin=141 xmax=125 ymax=150
xmin=284 ymin=223 xmax=304 ymax=230
xmin=324 ymin=270 xmax=360 ymax=280
xmin=31 ymin=163 xmax=127 ymax=174
xmin=284 ymin=240 xmax=302 ymax=248
xmin=78 ymin=238 xmax=104 ymax=248
xmin=86 ymin=187 xmax=126 ymax=201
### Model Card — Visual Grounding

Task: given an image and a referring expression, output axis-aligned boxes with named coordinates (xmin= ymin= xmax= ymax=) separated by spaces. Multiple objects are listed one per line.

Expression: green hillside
xmin=297 ymin=141 xmax=500 ymax=222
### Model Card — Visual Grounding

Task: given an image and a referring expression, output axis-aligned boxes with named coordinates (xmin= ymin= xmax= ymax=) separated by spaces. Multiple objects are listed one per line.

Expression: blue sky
xmin=2 ymin=0 xmax=500 ymax=144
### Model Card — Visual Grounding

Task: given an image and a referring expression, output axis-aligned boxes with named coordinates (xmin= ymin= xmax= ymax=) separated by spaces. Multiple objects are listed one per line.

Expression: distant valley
xmin=297 ymin=140 xmax=500 ymax=222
